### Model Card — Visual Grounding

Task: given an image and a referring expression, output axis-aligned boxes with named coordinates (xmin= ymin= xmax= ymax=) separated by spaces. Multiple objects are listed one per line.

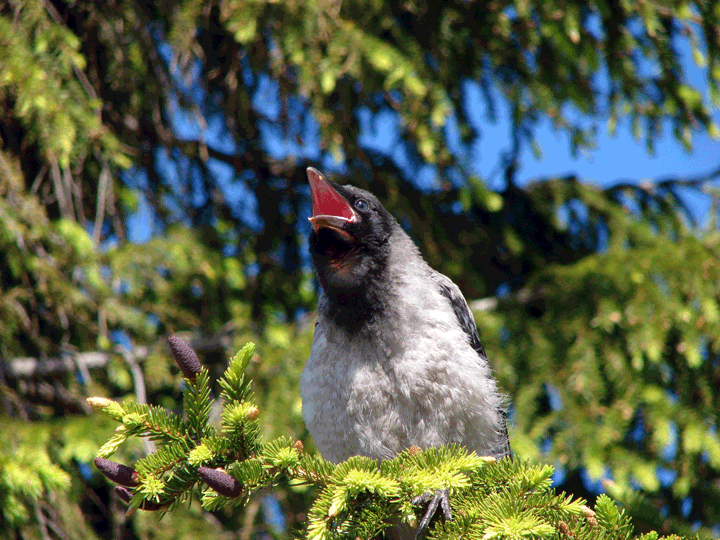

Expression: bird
xmin=300 ymin=167 xmax=511 ymax=537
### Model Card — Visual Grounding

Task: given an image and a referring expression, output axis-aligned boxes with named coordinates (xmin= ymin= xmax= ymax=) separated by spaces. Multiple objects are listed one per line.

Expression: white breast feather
xmin=301 ymin=259 xmax=506 ymax=464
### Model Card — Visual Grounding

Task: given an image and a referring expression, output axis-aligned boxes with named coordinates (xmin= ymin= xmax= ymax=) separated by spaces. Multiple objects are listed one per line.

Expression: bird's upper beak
xmin=307 ymin=167 xmax=358 ymax=233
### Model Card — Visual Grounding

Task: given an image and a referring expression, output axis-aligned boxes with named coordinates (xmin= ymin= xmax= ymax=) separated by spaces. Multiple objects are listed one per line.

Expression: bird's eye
xmin=354 ymin=199 xmax=369 ymax=212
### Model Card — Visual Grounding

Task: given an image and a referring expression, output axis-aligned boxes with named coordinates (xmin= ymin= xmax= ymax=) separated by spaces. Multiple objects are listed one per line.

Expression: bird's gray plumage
xmin=428 ymin=270 xmax=511 ymax=460
xmin=301 ymin=173 xmax=510 ymax=465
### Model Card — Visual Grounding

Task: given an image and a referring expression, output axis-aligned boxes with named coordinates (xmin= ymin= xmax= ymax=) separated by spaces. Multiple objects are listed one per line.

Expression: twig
xmin=93 ymin=160 xmax=111 ymax=245
xmin=240 ymin=494 xmax=262 ymax=540
xmin=5 ymin=332 xmax=233 ymax=379
xmin=43 ymin=0 xmax=98 ymax=101
xmin=31 ymin=164 xmax=48 ymax=193
xmin=51 ymin=161 xmax=71 ymax=219
xmin=34 ymin=502 xmax=51 ymax=540
xmin=120 ymin=347 xmax=156 ymax=453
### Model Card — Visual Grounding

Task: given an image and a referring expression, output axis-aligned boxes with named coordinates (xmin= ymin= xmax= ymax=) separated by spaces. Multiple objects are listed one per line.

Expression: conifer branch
xmin=89 ymin=339 xmax=690 ymax=539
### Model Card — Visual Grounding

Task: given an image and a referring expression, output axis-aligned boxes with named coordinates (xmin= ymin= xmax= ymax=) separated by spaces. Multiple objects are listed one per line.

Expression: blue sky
xmin=505 ymin=38 xmax=720 ymax=224
xmin=318 ymin=41 xmax=720 ymax=223
xmin=358 ymin=37 xmax=720 ymax=224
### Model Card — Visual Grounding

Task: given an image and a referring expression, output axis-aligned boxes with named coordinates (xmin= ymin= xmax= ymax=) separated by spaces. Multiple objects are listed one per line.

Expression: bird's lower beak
xmin=308 ymin=215 xmax=356 ymax=240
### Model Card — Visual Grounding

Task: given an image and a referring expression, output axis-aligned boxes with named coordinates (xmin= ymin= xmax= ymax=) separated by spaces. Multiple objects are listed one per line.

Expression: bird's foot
xmin=412 ymin=489 xmax=452 ymax=539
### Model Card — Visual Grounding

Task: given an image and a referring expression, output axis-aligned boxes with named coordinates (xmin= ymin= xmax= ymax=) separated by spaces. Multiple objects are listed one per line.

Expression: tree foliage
xmin=1 ymin=0 xmax=720 ymax=538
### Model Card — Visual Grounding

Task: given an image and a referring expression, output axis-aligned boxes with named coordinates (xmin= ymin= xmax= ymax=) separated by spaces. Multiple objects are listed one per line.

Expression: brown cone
xmin=197 ymin=466 xmax=243 ymax=498
xmin=168 ymin=335 xmax=202 ymax=379
xmin=94 ymin=457 xmax=139 ymax=487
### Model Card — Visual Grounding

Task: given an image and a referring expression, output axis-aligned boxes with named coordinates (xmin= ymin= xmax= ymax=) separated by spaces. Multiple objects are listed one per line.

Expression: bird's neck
xmin=317 ymin=226 xmax=420 ymax=335
xmin=320 ymin=274 xmax=395 ymax=335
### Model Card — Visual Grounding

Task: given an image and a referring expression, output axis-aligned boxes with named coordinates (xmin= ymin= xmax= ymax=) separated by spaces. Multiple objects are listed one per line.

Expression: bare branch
xmin=4 ymin=332 xmax=232 ymax=380
xmin=93 ymin=161 xmax=111 ymax=245
xmin=51 ymin=161 xmax=71 ymax=219
xmin=43 ymin=0 xmax=98 ymax=101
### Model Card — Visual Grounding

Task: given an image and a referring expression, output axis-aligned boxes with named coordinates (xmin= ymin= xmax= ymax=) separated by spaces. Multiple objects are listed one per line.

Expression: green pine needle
xmin=89 ymin=342 xmax=691 ymax=540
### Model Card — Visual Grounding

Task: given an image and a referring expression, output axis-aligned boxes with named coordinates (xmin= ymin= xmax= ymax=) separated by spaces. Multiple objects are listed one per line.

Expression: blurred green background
xmin=1 ymin=1 xmax=720 ymax=538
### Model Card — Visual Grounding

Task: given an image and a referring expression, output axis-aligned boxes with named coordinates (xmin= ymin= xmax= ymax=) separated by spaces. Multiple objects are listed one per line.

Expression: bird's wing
xmin=429 ymin=270 xmax=512 ymax=459
xmin=428 ymin=270 xmax=486 ymax=358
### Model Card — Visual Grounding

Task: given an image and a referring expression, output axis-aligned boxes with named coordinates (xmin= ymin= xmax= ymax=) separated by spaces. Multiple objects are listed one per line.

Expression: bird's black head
xmin=307 ymin=167 xmax=396 ymax=302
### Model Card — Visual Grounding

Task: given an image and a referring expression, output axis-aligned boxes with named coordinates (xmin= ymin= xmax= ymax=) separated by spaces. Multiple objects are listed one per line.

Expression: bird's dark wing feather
xmin=428 ymin=270 xmax=486 ymax=358
xmin=429 ymin=270 xmax=512 ymax=459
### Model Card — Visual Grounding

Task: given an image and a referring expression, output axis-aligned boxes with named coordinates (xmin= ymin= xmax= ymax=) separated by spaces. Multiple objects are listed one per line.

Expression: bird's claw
xmin=412 ymin=489 xmax=452 ymax=538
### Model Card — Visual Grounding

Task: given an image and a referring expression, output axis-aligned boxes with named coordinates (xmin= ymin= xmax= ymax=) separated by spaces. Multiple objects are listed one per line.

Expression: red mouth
xmin=307 ymin=168 xmax=357 ymax=228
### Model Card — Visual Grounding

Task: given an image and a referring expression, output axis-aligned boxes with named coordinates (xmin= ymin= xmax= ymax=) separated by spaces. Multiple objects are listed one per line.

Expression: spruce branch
xmin=184 ymin=368 xmax=212 ymax=441
xmin=89 ymin=339 xmax=690 ymax=540
xmin=119 ymin=402 xmax=188 ymax=446
xmin=114 ymin=486 xmax=164 ymax=511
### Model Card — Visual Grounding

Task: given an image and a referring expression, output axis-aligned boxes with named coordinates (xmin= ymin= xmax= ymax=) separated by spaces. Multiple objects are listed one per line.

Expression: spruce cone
xmin=197 ymin=466 xmax=243 ymax=498
xmin=94 ymin=457 xmax=139 ymax=487
xmin=168 ymin=335 xmax=202 ymax=379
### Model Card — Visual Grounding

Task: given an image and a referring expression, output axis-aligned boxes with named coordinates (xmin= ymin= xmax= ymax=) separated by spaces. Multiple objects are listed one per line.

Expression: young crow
xmin=301 ymin=167 xmax=511 ymax=537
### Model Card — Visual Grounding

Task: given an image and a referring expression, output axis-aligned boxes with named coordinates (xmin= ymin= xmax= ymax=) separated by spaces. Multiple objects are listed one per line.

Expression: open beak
xmin=307 ymin=167 xmax=358 ymax=234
